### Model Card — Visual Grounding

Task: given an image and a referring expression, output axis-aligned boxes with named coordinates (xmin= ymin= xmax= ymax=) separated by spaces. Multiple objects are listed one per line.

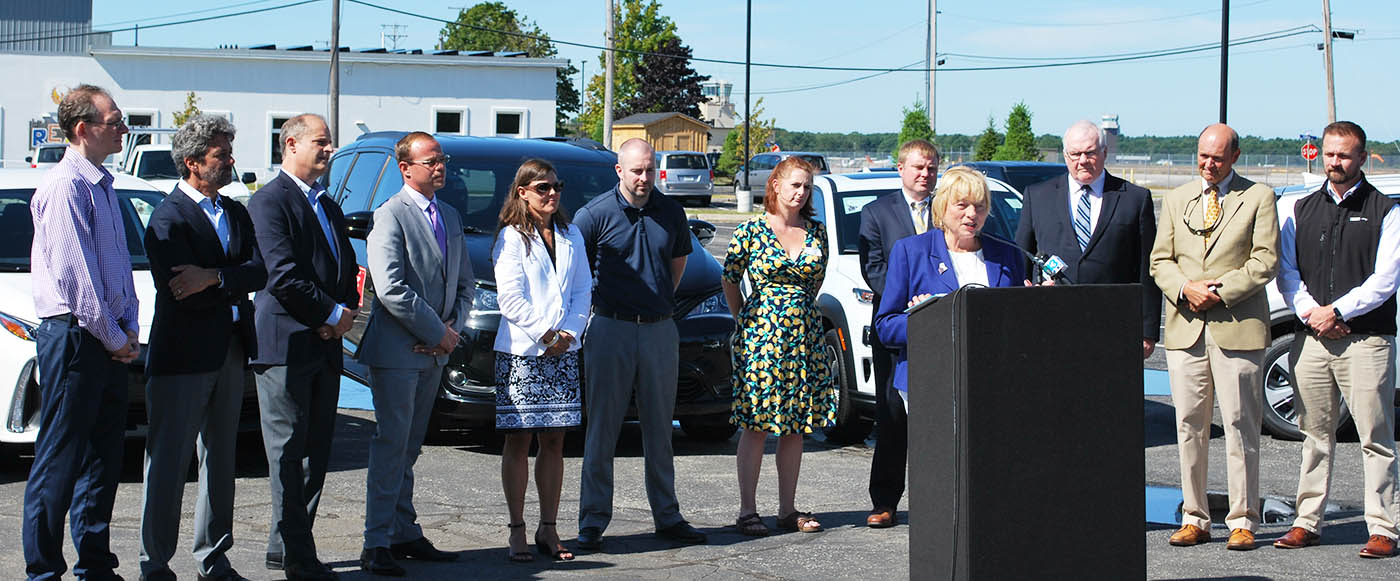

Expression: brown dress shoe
xmin=866 ymin=508 xmax=896 ymax=528
xmin=1226 ymin=528 xmax=1256 ymax=551
xmin=1273 ymin=527 xmax=1321 ymax=549
xmin=1359 ymin=535 xmax=1397 ymax=559
xmin=1169 ymin=524 xmax=1211 ymax=546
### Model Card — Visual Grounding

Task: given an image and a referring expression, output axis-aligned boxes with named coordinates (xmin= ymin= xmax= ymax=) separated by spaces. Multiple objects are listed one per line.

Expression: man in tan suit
xmin=1150 ymin=123 xmax=1280 ymax=551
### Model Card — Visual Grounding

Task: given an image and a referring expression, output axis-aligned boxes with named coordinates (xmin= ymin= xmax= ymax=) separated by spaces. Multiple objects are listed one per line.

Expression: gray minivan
xmin=739 ymin=151 xmax=830 ymax=202
xmin=654 ymin=150 xmax=715 ymax=206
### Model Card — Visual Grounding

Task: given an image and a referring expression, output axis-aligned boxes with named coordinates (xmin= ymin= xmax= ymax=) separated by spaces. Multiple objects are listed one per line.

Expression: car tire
xmin=821 ymin=328 xmax=872 ymax=445
xmin=697 ymin=195 xmax=712 ymax=206
xmin=1260 ymin=332 xmax=1352 ymax=441
xmin=679 ymin=414 xmax=738 ymax=442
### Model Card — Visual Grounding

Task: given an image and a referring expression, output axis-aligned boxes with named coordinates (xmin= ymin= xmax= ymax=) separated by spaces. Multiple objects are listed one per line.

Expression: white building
xmin=699 ymin=79 xmax=736 ymax=154
xmin=0 ymin=45 xmax=565 ymax=178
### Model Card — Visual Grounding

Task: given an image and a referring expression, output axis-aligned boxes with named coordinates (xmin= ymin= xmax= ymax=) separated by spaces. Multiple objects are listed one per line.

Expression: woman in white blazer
xmin=492 ymin=158 xmax=592 ymax=562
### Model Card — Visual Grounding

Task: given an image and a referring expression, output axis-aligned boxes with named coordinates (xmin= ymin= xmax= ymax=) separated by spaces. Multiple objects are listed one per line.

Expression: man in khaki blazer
xmin=1150 ymin=123 xmax=1280 ymax=551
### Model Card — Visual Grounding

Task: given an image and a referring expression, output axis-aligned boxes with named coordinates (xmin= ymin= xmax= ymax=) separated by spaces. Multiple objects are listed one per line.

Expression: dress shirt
xmin=177 ymin=180 xmax=239 ymax=322
xmin=1175 ymin=172 xmax=1238 ymax=300
xmin=1067 ymin=171 xmax=1108 ymax=233
xmin=1278 ymin=178 xmax=1400 ymax=322
xmin=402 ymin=184 xmax=439 ymax=232
xmin=30 ymin=147 xmax=139 ymax=352
xmin=282 ymin=169 xmax=347 ymax=326
xmin=901 ymin=188 xmax=931 ymax=232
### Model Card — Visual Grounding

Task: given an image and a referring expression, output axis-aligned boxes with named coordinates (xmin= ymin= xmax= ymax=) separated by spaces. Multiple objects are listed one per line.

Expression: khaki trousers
xmin=1166 ymin=327 xmax=1264 ymax=531
xmin=1289 ymin=333 xmax=1399 ymax=538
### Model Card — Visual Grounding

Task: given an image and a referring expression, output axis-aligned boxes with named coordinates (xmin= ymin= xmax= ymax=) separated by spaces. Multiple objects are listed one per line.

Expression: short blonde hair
xmin=930 ymin=167 xmax=990 ymax=231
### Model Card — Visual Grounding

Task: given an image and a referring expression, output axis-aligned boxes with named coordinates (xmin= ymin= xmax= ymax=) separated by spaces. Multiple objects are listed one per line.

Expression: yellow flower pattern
xmin=722 ymin=217 xmax=837 ymax=435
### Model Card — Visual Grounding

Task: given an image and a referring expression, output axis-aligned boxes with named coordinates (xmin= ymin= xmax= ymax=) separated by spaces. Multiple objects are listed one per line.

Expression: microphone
xmin=979 ymin=232 xmax=1073 ymax=284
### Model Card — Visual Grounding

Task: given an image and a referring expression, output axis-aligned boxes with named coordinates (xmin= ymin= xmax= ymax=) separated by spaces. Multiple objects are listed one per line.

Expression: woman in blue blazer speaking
xmin=874 ymin=167 xmax=1026 ymax=405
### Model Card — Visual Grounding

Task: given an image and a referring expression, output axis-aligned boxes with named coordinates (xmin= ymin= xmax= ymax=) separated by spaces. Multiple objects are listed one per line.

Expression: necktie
xmin=1073 ymin=184 xmax=1093 ymax=251
xmin=311 ymin=191 xmax=339 ymax=261
xmin=1203 ymin=185 xmax=1221 ymax=248
xmin=912 ymin=200 xmax=929 ymax=235
xmin=427 ymin=201 xmax=448 ymax=259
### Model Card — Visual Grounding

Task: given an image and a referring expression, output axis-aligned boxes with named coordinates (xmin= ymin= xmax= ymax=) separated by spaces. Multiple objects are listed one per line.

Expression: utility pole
xmin=738 ymin=0 xmax=753 ymax=212
xmin=380 ymin=24 xmax=407 ymax=51
xmin=927 ymin=0 xmax=936 ymax=135
xmin=1321 ymin=0 xmax=1337 ymax=123
xmin=603 ymin=0 xmax=615 ymax=150
xmin=1218 ymin=0 xmax=1228 ymax=123
xmin=330 ymin=0 xmax=340 ymax=146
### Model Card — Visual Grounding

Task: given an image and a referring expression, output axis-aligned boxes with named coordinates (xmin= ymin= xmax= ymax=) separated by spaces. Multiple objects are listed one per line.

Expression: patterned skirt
xmin=494 ymin=350 xmax=583 ymax=431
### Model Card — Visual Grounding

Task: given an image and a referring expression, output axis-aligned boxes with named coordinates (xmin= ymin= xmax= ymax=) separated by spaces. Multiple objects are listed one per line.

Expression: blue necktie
xmin=1073 ymin=184 xmax=1092 ymax=251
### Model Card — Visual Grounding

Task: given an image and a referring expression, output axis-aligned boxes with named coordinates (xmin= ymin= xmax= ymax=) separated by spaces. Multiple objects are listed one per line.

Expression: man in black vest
xmin=1275 ymin=121 xmax=1400 ymax=559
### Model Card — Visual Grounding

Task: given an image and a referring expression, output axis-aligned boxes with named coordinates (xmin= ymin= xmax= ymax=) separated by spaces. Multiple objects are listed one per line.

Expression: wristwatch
xmin=1333 ymin=306 xmax=1344 ymax=321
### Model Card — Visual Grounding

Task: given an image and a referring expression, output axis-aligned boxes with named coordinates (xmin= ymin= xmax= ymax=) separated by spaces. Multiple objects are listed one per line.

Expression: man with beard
xmin=140 ymin=114 xmax=266 ymax=581
xmin=1275 ymin=121 xmax=1400 ymax=558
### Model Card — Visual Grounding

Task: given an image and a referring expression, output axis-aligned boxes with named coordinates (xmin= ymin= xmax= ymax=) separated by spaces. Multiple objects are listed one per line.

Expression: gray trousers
xmin=254 ymin=355 xmax=340 ymax=565
xmin=363 ymin=365 xmax=444 ymax=549
xmin=139 ymin=343 xmax=245 ymax=578
xmin=578 ymin=315 xmax=683 ymax=532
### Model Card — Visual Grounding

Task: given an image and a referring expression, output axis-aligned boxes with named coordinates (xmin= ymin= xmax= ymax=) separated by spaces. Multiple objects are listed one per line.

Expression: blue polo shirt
xmin=575 ymin=185 xmax=693 ymax=318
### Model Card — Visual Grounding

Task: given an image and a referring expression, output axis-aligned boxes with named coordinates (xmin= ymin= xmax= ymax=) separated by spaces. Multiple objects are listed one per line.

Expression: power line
xmin=0 ymin=0 xmax=320 ymax=45
xmin=94 ymin=0 xmax=294 ymax=28
xmin=939 ymin=0 xmax=1276 ymax=28
xmin=940 ymin=26 xmax=1317 ymax=62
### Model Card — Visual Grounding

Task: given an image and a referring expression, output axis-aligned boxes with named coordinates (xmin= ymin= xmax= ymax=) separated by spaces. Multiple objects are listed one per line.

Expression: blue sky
xmin=92 ymin=1 xmax=1400 ymax=141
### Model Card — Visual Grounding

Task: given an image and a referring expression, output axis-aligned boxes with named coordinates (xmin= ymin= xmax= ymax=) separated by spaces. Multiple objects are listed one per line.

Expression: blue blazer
xmin=874 ymin=229 xmax=1025 ymax=393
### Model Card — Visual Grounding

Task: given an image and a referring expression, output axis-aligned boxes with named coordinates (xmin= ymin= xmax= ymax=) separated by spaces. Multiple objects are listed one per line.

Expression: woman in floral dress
xmin=721 ymin=156 xmax=836 ymax=537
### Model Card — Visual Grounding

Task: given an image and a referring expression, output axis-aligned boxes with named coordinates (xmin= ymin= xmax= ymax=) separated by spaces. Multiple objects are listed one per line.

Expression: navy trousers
xmin=23 ymin=317 xmax=129 ymax=580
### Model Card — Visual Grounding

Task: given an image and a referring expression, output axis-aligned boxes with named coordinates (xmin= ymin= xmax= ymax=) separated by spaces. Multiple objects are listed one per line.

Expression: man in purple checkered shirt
xmin=23 ymin=84 xmax=140 ymax=581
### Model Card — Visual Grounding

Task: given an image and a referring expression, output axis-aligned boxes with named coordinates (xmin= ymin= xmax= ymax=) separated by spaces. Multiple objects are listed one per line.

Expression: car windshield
xmin=434 ymin=160 xmax=622 ymax=232
xmin=37 ymin=147 xmax=65 ymax=163
xmin=999 ymin=166 xmax=1069 ymax=193
xmin=0 ymin=188 xmax=163 ymax=271
xmin=135 ymin=150 xmax=182 ymax=180
xmin=666 ymin=154 xmax=708 ymax=169
xmin=823 ymin=186 xmax=1023 ymax=254
xmin=796 ymin=155 xmax=828 ymax=171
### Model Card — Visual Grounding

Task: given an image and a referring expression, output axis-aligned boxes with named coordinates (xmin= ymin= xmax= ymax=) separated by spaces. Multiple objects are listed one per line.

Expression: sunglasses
xmin=526 ymin=181 xmax=564 ymax=195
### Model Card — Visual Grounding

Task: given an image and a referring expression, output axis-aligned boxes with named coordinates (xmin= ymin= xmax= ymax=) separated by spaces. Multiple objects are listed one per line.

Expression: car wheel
xmin=821 ymin=328 xmax=873 ymax=445
xmin=1260 ymin=332 xmax=1351 ymax=441
xmin=679 ymin=414 xmax=738 ymax=442
xmin=697 ymin=195 xmax=712 ymax=206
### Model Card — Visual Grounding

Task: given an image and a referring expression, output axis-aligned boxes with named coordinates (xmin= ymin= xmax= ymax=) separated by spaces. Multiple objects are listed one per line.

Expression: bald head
xmin=1196 ymin=123 xmax=1241 ymax=185
xmin=615 ymin=138 xmax=657 ymax=199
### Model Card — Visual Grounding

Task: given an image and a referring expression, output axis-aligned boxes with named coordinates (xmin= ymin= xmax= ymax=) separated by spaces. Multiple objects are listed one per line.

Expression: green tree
xmin=716 ymin=97 xmax=775 ymax=186
xmin=892 ymin=100 xmax=934 ymax=160
xmin=993 ymin=101 xmax=1040 ymax=161
xmin=973 ymin=115 xmax=1002 ymax=161
xmin=438 ymin=2 xmax=580 ymax=135
xmin=578 ymin=0 xmax=681 ymax=142
xmin=171 ymin=91 xmax=201 ymax=127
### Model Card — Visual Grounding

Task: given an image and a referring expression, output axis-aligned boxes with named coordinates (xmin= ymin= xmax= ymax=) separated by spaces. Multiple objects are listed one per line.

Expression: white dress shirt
xmin=1278 ymin=177 xmax=1400 ymax=322
xmin=1068 ymin=170 xmax=1108 ymax=233
xmin=901 ymin=188 xmax=931 ymax=231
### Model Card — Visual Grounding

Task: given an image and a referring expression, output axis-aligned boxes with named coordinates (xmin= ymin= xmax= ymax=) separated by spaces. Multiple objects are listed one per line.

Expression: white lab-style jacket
xmin=491 ymin=222 xmax=593 ymax=356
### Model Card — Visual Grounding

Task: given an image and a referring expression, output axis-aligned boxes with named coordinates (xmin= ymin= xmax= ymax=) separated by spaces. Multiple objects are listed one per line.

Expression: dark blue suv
xmin=322 ymin=133 xmax=737 ymax=440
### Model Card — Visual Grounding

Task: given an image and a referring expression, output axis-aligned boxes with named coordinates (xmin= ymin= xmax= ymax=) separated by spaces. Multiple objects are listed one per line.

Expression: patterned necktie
xmin=427 ymin=201 xmax=448 ymax=259
xmin=1073 ymin=184 xmax=1093 ymax=251
xmin=913 ymin=200 xmax=929 ymax=235
xmin=1203 ymin=185 xmax=1221 ymax=248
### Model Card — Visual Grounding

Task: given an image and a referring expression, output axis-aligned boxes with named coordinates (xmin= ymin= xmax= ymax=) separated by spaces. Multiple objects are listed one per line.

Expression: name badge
xmin=800 ymin=246 xmax=822 ymax=257
xmin=1350 ymin=216 xmax=1369 ymax=222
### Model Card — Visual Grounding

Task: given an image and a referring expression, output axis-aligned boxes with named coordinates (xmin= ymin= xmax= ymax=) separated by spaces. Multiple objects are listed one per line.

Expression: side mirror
xmin=241 ymin=172 xmax=257 ymax=185
xmin=688 ymin=218 xmax=716 ymax=248
xmin=24 ymin=156 xmax=32 ymax=163
xmin=344 ymin=211 xmax=374 ymax=240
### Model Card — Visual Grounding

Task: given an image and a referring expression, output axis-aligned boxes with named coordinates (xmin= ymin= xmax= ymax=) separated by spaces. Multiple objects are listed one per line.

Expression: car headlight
xmin=852 ymin=288 xmax=874 ymax=305
xmin=0 ymin=311 xmax=36 ymax=342
xmin=473 ymin=286 xmax=499 ymax=313
xmin=687 ymin=293 xmax=728 ymax=317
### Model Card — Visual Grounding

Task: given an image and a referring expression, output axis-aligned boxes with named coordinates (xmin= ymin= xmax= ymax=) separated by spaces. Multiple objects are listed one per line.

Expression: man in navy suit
xmin=140 ymin=114 xmax=266 ymax=581
xmin=247 ymin=114 xmax=359 ymax=581
xmin=1015 ymin=120 xmax=1160 ymax=358
xmin=857 ymin=139 xmax=938 ymax=528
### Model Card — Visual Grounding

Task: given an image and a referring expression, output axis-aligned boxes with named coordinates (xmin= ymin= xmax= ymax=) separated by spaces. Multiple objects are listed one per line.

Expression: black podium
xmin=906 ymin=285 xmax=1143 ymax=579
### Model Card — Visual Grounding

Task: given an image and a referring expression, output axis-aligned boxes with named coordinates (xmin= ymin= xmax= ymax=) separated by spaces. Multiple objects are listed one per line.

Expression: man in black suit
xmin=1015 ymin=120 xmax=1161 ymax=358
xmin=247 ymin=114 xmax=359 ymax=581
xmin=140 ymin=114 xmax=266 ymax=581
xmin=857 ymin=138 xmax=938 ymax=528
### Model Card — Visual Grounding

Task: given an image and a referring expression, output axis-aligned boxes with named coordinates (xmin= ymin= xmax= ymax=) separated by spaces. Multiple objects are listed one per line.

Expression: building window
xmin=434 ymin=109 xmax=465 ymax=134
xmin=270 ymin=115 xmax=293 ymax=165
xmin=493 ymin=109 xmax=526 ymax=137
xmin=126 ymin=111 xmax=156 ymax=146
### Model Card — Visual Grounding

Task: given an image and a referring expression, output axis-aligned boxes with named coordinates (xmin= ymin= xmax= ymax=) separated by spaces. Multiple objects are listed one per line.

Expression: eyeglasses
xmin=526 ymin=181 xmax=564 ymax=195
xmin=87 ymin=118 xmax=127 ymax=129
xmin=1064 ymin=149 xmax=1103 ymax=160
xmin=407 ymin=155 xmax=450 ymax=168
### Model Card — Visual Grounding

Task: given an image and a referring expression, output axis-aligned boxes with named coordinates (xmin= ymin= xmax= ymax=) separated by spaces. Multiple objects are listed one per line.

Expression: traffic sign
xmin=1301 ymin=143 xmax=1318 ymax=161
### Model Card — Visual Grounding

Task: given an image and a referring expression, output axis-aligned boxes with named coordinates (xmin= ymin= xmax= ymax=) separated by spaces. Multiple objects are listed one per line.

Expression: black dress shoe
xmin=196 ymin=570 xmax=250 ymax=581
xmin=360 ymin=547 xmax=406 ymax=577
xmin=283 ymin=558 xmax=338 ymax=581
xmin=656 ymin=521 xmax=708 ymax=544
xmin=265 ymin=554 xmax=283 ymax=571
xmin=389 ymin=536 xmax=458 ymax=562
xmin=576 ymin=526 xmax=604 ymax=550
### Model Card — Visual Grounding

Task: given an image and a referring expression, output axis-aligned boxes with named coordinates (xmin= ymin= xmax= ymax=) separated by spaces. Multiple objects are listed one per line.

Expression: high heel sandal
xmin=507 ymin=522 xmax=535 ymax=562
xmin=535 ymin=522 xmax=575 ymax=561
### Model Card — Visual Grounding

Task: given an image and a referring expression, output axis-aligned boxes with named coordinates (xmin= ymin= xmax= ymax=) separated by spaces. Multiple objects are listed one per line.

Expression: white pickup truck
xmin=121 ymin=142 xmax=256 ymax=202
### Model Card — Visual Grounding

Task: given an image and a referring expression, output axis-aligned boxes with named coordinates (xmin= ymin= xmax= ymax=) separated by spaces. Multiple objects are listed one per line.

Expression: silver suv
xmin=654 ymin=150 xmax=715 ymax=206
xmin=739 ymin=151 xmax=830 ymax=202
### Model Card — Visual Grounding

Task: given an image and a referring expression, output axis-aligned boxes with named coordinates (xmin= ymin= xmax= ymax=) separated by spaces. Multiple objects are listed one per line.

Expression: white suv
xmin=808 ymin=171 xmax=1024 ymax=443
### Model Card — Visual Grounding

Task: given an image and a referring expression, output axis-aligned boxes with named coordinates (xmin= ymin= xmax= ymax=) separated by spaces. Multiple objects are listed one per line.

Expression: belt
xmin=43 ymin=313 xmax=77 ymax=324
xmin=594 ymin=306 xmax=670 ymax=324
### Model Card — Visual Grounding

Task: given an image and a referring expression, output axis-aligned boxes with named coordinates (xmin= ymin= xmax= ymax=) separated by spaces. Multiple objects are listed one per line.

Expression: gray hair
xmin=1062 ymin=120 xmax=1107 ymax=152
xmin=281 ymin=113 xmax=325 ymax=145
xmin=57 ymin=84 xmax=112 ymax=138
xmin=172 ymin=114 xmax=236 ymax=179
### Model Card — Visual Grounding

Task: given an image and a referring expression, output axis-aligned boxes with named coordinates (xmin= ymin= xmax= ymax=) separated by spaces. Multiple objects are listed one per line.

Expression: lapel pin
xmin=938 ymin=262 xmax=948 ymax=274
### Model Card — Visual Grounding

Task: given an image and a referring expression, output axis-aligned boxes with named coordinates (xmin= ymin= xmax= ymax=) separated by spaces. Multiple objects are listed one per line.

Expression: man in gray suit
xmin=357 ymin=132 xmax=473 ymax=575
